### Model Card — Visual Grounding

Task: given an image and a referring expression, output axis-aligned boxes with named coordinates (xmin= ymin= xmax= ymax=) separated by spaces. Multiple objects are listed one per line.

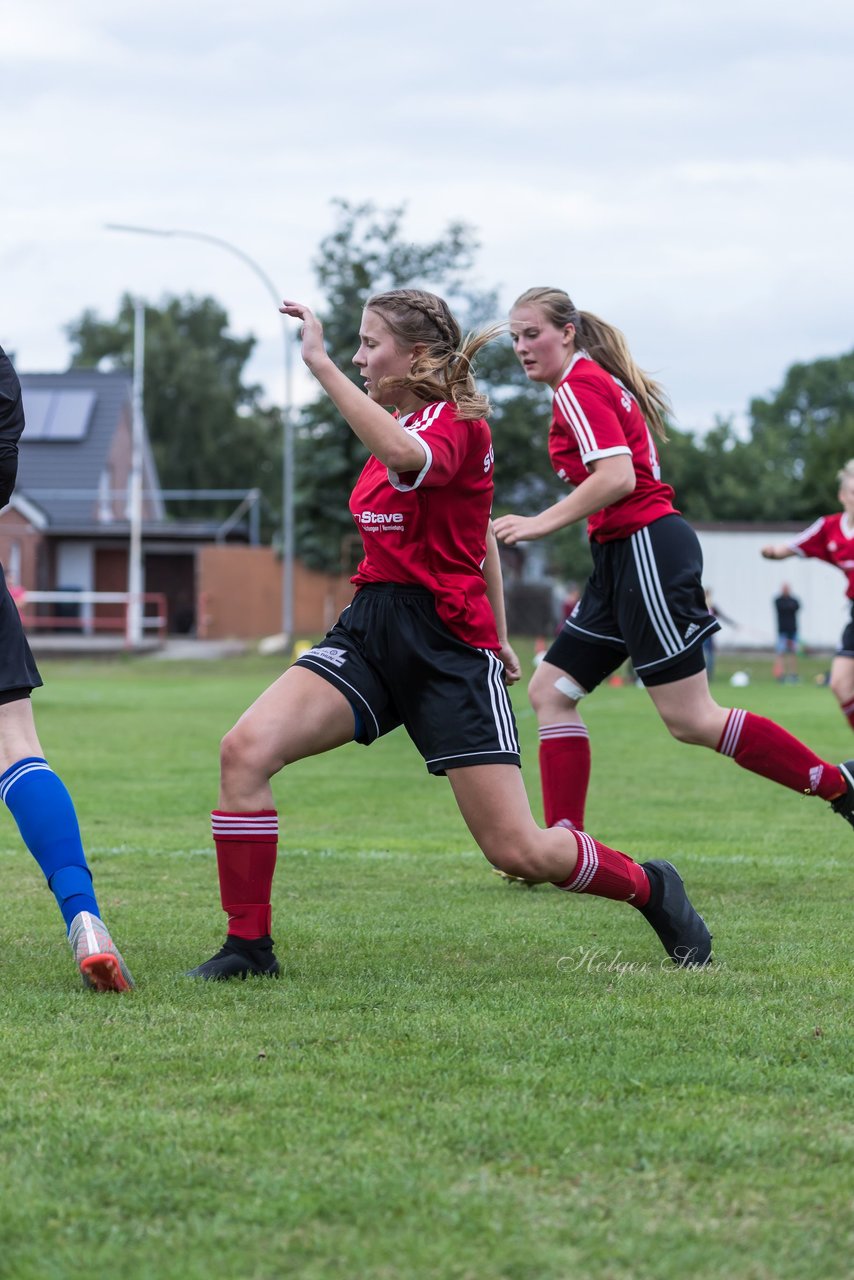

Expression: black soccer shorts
xmin=0 ymin=562 xmax=41 ymax=698
xmin=546 ymin=513 xmax=719 ymax=691
xmin=294 ymin=583 xmax=520 ymax=775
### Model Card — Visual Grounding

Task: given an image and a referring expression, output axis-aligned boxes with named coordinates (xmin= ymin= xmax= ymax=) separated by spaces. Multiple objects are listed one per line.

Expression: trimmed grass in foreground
xmin=0 ymin=648 xmax=852 ymax=1280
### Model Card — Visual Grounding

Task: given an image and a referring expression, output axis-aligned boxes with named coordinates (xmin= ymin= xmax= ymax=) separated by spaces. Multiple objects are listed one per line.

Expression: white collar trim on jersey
xmin=841 ymin=513 xmax=854 ymax=540
xmin=552 ymin=350 xmax=590 ymax=397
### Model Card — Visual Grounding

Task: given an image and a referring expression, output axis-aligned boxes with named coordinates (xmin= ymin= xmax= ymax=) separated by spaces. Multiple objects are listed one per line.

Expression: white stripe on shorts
xmin=483 ymin=650 xmax=518 ymax=754
xmin=630 ymin=525 xmax=684 ymax=656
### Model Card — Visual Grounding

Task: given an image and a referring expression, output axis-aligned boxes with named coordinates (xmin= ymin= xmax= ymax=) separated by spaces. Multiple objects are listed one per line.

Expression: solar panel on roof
xmin=20 ymin=390 xmax=52 ymax=438
xmin=50 ymin=390 xmax=96 ymax=439
xmin=21 ymin=389 xmax=96 ymax=441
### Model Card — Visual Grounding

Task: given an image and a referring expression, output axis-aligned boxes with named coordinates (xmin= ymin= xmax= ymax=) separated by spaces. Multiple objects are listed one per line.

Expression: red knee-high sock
xmin=539 ymin=723 xmax=591 ymax=830
xmin=716 ymin=710 xmax=845 ymax=798
xmin=552 ymin=822 xmax=650 ymax=906
xmin=840 ymin=697 xmax=854 ymax=734
xmin=211 ymin=810 xmax=278 ymax=940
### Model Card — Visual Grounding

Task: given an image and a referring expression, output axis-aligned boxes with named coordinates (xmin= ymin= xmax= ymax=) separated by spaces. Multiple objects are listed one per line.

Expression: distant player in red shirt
xmin=493 ymin=287 xmax=854 ymax=839
xmin=762 ymin=459 xmax=854 ymax=732
xmin=188 ymin=289 xmax=713 ymax=979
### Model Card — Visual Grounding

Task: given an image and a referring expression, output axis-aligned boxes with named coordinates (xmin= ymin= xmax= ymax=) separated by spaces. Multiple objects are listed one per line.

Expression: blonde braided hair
xmin=367 ymin=289 xmax=499 ymax=420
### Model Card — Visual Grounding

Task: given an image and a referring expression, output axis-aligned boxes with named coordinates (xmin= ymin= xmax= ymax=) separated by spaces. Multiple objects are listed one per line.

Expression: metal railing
xmin=17 ymin=591 xmax=168 ymax=643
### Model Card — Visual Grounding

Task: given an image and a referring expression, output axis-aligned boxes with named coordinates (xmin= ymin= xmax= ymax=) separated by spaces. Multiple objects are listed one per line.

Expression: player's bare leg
xmin=447 ymin=764 xmax=711 ymax=966
xmin=647 ymin=668 xmax=853 ymax=828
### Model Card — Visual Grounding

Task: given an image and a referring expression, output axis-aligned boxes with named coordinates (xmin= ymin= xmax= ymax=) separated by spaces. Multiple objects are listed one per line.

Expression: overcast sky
xmin=4 ymin=0 xmax=853 ymax=433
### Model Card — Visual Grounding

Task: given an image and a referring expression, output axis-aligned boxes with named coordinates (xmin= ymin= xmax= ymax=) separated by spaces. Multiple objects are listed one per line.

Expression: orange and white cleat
xmin=68 ymin=910 xmax=134 ymax=992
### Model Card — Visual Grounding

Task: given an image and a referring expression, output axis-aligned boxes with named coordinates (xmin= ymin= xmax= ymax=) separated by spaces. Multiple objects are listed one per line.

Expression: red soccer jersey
xmin=549 ymin=352 xmax=678 ymax=542
xmin=349 ymin=401 xmax=499 ymax=648
xmin=788 ymin=513 xmax=854 ymax=600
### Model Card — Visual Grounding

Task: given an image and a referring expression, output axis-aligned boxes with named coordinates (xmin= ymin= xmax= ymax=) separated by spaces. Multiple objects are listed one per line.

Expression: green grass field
xmin=1 ymin=646 xmax=851 ymax=1280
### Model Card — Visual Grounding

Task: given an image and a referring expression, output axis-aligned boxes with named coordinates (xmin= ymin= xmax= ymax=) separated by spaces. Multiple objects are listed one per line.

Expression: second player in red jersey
xmin=549 ymin=350 xmax=677 ymax=542
xmin=762 ymin=459 xmax=854 ymax=733
xmin=493 ymin=286 xmax=854 ymax=847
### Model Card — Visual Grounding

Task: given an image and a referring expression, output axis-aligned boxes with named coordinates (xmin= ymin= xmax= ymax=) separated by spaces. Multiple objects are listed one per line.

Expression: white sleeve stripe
xmin=788 ymin=517 xmax=826 ymax=549
xmin=387 ymin=435 xmax=432 ymax=492
xmin=556 ymin=382 xmax=597 ymax=456
xmin=422 ymin=401 xmax=444 ymax=429
xmin=404 ymin=401 xmax=445 ymax=433
xmin=580 ymin=445 xmax=632 ymax=463
xmin=555 ymin=384 xmax=595 ymax=457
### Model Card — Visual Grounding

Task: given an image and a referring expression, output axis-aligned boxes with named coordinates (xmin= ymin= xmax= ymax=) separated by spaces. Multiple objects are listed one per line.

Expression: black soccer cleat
xmin=186 ymin=934 xmax=280 ymax=981
xmin=830 ymin=761 xmax=854 ymax=830
xmin=639 ymin=860 xmax=712 ymax=968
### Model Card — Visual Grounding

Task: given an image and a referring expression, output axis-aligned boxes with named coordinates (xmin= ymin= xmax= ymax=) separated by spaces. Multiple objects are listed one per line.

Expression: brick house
xmin=1 ymin=366 xmax=222 ymax=636
xmin=0 ymin=366 xmax=352 ymax=641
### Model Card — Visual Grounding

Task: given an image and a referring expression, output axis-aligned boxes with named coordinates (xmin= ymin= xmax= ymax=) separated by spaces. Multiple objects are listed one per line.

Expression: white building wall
xmin=695 ymin=528 xmax=848 ymax=651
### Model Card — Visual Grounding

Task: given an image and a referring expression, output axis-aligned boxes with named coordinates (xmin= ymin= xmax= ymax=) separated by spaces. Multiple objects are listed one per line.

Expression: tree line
xmin=66 ymin=200 xmax=854 ymax=580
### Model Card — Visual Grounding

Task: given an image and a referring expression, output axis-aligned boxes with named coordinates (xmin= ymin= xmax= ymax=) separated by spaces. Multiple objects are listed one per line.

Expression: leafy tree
xmin=661 ymin=349 xmax=854 ymax=525
xmin=65 ymin=293 xmax=281 ymax=526
xmin=747 ymin=349 xmax=854 ymax=518
xmin=660 ymin=418 xmax=770 ymax=522
xmin=295 ymin=200 xmax=553 ymax=572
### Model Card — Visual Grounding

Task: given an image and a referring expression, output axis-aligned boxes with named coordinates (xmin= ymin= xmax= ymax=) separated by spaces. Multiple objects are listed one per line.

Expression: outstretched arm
xmin=279 ymin=300 xmax=426 ymax=474
xmin=493 ymin=453 xmax=635 ymax=545
xmin=761 ymin=545 xmax=797 ymax=561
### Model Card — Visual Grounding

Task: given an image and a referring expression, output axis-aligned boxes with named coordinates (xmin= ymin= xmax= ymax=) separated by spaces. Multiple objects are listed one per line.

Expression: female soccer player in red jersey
xmin=188 ymin=289 xmax=712 ymax=978
xmin=493 ymin=287 xmax=854 ymax=837
xmin=762 ymin=459 xmax=854 ymax=734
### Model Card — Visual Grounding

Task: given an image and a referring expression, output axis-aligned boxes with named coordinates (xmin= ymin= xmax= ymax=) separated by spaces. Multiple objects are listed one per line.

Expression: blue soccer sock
xmin=0 ymin=757 xmax=100 ymax=931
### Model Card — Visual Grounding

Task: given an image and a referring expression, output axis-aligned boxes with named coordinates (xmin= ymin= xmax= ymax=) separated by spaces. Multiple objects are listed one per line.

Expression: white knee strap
xmin=554 ymin=675 xmax=588 ymax=702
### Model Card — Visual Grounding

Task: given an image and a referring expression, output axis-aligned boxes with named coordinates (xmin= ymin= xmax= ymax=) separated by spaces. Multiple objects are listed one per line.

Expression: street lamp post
xmin=106 ymin=223 xmax=295 ymax=643
xmin=127 ymin=298 xmax=145 ymax=646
